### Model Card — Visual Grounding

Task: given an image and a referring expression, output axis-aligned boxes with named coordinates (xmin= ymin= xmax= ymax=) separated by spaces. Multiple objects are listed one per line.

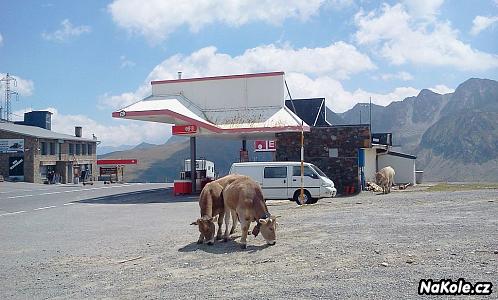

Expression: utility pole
xmin=0 ymin=73 xmax=19 ymax=121
xmin=369 ymin=96 xmax=372 ymax=134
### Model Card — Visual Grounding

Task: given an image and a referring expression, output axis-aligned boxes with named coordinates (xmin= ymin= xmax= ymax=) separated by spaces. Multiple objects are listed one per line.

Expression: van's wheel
xmin=293 ymin=190 xmax=313 ymax=205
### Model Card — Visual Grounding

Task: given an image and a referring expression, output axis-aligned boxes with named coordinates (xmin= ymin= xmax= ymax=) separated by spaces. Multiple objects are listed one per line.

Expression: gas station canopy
xmin=112 ymin=72 xmax=310 ymax=139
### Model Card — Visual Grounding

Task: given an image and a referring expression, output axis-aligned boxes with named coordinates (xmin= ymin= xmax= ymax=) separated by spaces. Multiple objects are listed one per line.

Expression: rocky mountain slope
xmin=99 ymin=136 xmax=272 ymax=182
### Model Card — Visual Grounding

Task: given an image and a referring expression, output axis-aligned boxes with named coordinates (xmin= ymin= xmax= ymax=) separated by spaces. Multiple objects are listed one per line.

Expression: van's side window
xmin=293 ymin=166 xmax=318 ymax=178
xmin=264 ymin=167 xmax=287 ymax=178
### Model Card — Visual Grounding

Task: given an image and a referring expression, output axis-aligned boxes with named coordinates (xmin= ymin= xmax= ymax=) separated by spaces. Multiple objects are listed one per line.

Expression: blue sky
xmin=1 ymin=0 xmax=497 ymax=147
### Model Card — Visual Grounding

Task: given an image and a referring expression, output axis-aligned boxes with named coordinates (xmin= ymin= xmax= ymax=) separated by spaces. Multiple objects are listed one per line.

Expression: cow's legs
xmin=239 ymin=217 xmax=250 ymax=249
xmin=223 ymin=209 xmax=233 ymax=242
xmin=197 ymin=233 xmax=204 ymax=244
xmin=216 ymin=212 xmax=224 ymax=240
xmin=230 ymin=210 xmax=238 ymax=234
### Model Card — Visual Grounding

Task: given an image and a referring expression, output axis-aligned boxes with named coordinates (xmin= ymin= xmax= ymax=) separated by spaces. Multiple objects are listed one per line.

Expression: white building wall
xmin=362 ymin=148 xmax=377 ymax=183
xmin=151 ymin=74 xmax=285 ymax=110
xmin=378 ymin=154 xmax=416 ymax=185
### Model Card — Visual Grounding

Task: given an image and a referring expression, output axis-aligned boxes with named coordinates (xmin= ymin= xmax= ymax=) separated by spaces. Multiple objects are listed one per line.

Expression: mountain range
xmin=99 ymin=78 xmax=498 ymax=182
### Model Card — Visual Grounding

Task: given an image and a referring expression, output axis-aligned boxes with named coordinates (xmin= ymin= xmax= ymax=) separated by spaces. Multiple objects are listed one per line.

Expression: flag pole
xmin=300 ymin=120 xmax=304 ymax=204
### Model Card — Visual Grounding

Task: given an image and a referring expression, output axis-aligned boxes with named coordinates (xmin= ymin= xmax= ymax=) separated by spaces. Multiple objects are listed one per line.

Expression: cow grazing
xmin=375 ymin=166 xmax=395 ymax=194
xmin=222 ymin=176 xmax=277 ymax=249
xmin=190 ymin=174 xmax=248 ymax=245
xmin=191 ymin=181 xmax=225 ymax=245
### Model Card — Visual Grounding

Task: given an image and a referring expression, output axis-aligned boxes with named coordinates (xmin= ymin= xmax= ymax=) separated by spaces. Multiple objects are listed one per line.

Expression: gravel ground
xmin=1 ymin=188 xmax=497 ymax=299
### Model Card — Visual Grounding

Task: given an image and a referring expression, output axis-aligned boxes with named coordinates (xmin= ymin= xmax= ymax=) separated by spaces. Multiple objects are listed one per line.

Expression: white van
xmin=229 ymin=162 xmax=337 ymax=204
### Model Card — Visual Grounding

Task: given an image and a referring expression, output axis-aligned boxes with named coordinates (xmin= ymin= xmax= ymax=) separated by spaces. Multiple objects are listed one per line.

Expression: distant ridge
xmin=101 ymin=78 xmax=498 ymax=182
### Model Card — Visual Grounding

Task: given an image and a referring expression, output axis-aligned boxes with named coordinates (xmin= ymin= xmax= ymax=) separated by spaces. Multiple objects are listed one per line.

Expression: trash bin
xmin=415 ymin=170 xmax=424 ymax=184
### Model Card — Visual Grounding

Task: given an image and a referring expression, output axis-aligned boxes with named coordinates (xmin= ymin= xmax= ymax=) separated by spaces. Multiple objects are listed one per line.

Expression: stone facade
xmin=0 ymin=130 xmax=97 ymax=184
xmin=276 ymin=125 xmax=371 ymax=195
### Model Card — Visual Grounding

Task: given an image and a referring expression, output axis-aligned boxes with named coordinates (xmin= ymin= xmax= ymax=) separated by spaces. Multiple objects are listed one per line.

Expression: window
xmin=264 ymin=166 xmax=287 ymax=178
xmin=82 ymin=144 xmax=87 ymax=155
xmin=50 ymin=142 xmax=56 ymax=155
xmin=69 ymin=143 xmax=74 ymax=155
xmin=328 ymin=148 xmax=339 ymax=158
xmin=88 ymin=144 xmax=93 ymax=155
xmin=76 ymin=144 xmax=81 ymax=155
xmin=41 ymin=142 xmax=47 ymax=155
xmin=292 ymin=166 xmax=318 ymax=179
xmin=58 ymin=143 xmax=62 ymax=155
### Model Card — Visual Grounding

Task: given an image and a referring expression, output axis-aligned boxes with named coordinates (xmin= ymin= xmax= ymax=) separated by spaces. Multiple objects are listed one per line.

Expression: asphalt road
xmin=0 ymin=181 xmax=173 ymax=214
xmin=0 ymin=182 xmax=497 ymax=299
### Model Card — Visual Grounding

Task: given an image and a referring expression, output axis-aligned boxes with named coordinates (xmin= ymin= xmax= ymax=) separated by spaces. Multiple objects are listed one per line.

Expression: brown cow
xmin=222 ymin=176 xmax=277 ymax=249
xmin=190 ymin=181 xmax=225 ymax=245
xmin=190 ymin=174 xmax=248 ymax=245
xmin=213 ymin=174 xmax=249 ymax=235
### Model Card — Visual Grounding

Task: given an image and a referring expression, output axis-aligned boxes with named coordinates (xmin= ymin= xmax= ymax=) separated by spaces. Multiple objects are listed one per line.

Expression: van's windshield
xmin=310 ymin=164 xmax=327 ymax=177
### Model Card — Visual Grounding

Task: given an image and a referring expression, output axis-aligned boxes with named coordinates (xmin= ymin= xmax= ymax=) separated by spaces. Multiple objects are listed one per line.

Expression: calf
xmin=375 ymin=166 xmax=395 ymax=194
xmin=222 ymin=176 xmax=277 ymax=249
xmin=190 ymin=174 xmax=248 ymax=245
xmin=190 ymin=181 xmax=225 ymax=245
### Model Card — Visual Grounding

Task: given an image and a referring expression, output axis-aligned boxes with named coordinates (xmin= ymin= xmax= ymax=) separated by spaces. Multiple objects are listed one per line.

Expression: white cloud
xmin=470 ymin=15 xmax=498 ymax=36
xmin=402 ymin=0 xmax=444 ymax=20
xmin=101 ymin=43 xmax=375 ymax=109
xmin=42 ymin=19 xmax=91 ymax=42
xmin=0 ymin=73 xmax=35 ymax=97
xmin=377 ymin=71 xmax=414 ymax=81
xmin=354 ymin=3 xmax=498 ymax=71
xmin=120 ymin=55 xmax=136 ymax=68
xmin=0 ymin=33 xmax=3 ymax=46
xmin=14 ymin=107 xmax=172 ymax=147
xmin=285 ymin=73 xmax=419 ymax=112
xmin=429 ymin=84 xmax=454 ymax=94
xmin=108 ymin=0 xmax=326 ymax=42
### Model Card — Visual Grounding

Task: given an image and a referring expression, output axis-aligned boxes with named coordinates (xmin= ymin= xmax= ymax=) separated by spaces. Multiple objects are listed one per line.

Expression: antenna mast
xmin=0 ymin=73 xmax=19 ymax=121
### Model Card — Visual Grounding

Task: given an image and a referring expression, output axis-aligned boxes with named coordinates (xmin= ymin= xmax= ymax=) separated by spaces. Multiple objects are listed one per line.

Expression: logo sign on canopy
xmin=172 ymin=125 xmax=198 ymax=135
xmin=254 ymin=140 xmax=276 ymax=152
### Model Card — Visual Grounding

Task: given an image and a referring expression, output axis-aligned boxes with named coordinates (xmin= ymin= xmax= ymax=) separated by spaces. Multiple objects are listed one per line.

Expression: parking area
xmin=0 ymin=182 xmax=497 ymax=299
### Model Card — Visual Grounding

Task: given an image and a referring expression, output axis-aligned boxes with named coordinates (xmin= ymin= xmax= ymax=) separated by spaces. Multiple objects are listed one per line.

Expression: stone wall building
xmin=0 ymin=120 xmax=97 ymax=184
xmin=276 ymin=125 xmax=371 ymax=195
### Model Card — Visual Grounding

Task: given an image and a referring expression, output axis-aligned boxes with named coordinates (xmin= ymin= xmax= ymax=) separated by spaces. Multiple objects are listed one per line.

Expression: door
xmin=261 ymin=166 xmax=288 ymax=199
xmin=291 ymin=165 xmax=321 ymax=198
xmin=9 ymin=156 xmax=24 ymax=181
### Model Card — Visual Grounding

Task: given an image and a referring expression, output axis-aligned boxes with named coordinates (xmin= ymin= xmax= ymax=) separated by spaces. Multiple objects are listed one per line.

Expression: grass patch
xmin=426 ymin=183 xmax=498 ymax=192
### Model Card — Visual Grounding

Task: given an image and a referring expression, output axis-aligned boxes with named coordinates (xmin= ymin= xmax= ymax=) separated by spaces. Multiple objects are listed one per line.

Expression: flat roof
xmin=151 ymin=71 xmax=285 ymax=85
xmin=0 ymin=122 xmax=97 ymax=142
xmin=387 ymin=151 xmax=417 ymax=159
xmin=232 ymin=161 xmax=314 ymax=166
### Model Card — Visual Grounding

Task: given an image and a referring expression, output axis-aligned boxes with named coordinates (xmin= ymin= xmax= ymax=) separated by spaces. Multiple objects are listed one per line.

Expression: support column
xmin=240 ymin=139 xmax=248 ymax=162
xmin=190 ymin=136 xmax=196 ymax=193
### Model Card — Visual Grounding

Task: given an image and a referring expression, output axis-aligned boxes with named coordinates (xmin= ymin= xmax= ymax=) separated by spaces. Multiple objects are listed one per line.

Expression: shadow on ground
xmin=178 ymin=238 xmax=271 ymax=254
xmin=76 ymin=188 xmax=199 ymax=204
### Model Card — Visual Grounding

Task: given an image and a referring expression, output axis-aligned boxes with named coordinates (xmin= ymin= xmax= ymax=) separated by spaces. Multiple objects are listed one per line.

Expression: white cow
xmin=375 ymin=166 xmax=395 ymax=194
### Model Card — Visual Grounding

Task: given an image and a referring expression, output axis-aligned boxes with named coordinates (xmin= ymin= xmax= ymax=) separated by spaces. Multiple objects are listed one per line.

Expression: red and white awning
xmin=112 ymin=72 xmax=310 ymax=139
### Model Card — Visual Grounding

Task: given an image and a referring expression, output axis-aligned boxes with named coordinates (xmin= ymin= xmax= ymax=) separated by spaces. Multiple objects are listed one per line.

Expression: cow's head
xmin=258 ymin=216 xmax=278 ymax=245
xmin=190 ymin=215 xmax=215 ymax=243
xmin=375 ymin=172 xmax=387 ymax=185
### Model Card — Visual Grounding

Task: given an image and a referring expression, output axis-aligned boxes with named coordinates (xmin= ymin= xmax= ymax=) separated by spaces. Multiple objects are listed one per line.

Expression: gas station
xmin=112 ymin=71 xmax=309 ymax=194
